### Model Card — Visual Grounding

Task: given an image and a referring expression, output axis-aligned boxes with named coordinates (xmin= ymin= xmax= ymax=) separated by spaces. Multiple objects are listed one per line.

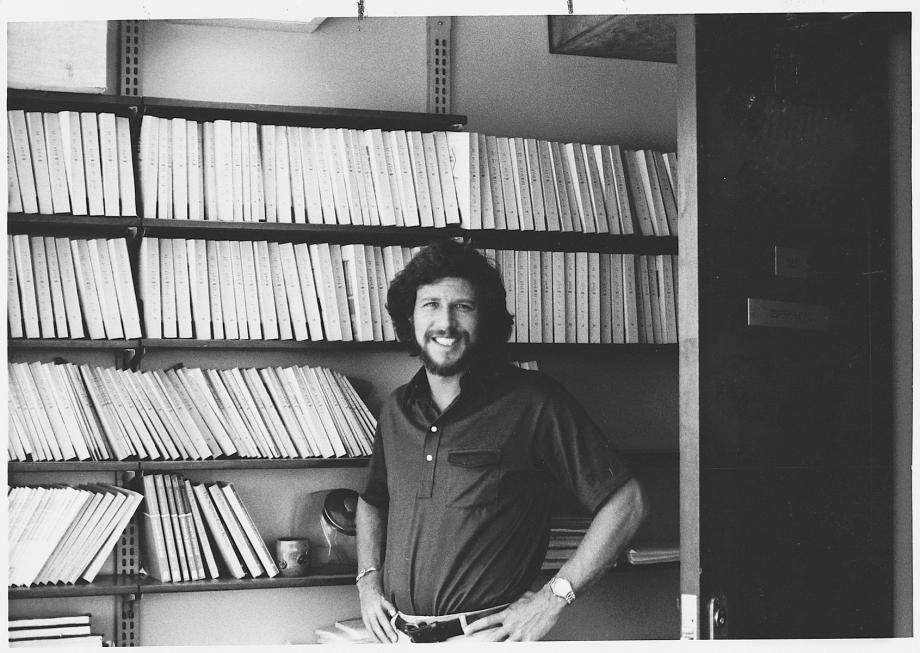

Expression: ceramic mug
xmin=275 ymin=537 xmax=311 ymax=577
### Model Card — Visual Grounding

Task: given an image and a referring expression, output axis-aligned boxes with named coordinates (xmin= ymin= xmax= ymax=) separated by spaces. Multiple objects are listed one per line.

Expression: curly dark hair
xmin=386 ymin=239 xmax=513 ymax=357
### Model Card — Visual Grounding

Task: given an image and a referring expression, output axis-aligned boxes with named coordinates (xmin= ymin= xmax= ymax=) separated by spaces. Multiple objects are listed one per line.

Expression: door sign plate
xmin=747 ymin=298 xmax=830 ymax=331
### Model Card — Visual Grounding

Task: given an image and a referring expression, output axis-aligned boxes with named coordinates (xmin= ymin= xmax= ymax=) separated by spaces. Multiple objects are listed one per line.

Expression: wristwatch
xmin=549 ymin=576 xmax=576 ymax=605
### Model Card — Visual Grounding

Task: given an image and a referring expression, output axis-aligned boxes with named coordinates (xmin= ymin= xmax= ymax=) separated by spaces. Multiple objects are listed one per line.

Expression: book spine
xmin=97 ymin=113 xmax=121 ymax=217
xmin=155 ymin=116 xmax=172 ymax=219
xmin=28 ymin=236 xmax=57 ymax=338
xmin=42 ymin=112 xmax=72 ymax=213
xmin=422 ymin=132 xmax=446 ymax=227
xmin=202 ymin=122 xmax=218 ymax=219
xmin=254 ymin=240 xmax=279 ymax=339
xmin=215 ymin=120 xmax=234 ymax=220
xmin=25 ymin=111 xmax=54 ymax=214
xmin=8 ymin=110 xmax=39 ymax=213
xmin=274 ymin=124 xmax=292 ymax=223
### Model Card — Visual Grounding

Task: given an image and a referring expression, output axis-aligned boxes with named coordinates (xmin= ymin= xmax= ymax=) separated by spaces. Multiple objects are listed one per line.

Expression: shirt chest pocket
xmin=445 ymin=448 xmax=501 ymax=509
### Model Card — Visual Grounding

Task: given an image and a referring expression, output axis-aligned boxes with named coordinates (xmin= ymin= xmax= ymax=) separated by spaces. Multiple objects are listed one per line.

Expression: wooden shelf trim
xmin=9 ymin=338 xmax=677 ymax=353
xmin=140 ymin=95 xmax=467 ymax=130
xmin=7 ymin=90 xmax=465 ymax=131
xmin=8 ymin=574 xmax=139 ymax=599
xmin=9 ymin=451 xmax=671 ymax=474
xmin=10 ymin=562 xmax=677 ymax=599
xmin=8 ymin=568 xmax=356 ymax=599
xmin=9 ymin=457 xmax=372 ymax=474
xmin=6 ymin=89 xmax=140 ymax=114
xmin=7 ymin=214 xmax=140 ymax=237
xmin=138 ymin=220 xmax=677 ymax=253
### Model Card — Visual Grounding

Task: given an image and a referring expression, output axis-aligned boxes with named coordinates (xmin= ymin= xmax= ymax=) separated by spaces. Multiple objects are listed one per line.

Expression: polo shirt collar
xmin=402 ymin=357 xmax=507 ymax=411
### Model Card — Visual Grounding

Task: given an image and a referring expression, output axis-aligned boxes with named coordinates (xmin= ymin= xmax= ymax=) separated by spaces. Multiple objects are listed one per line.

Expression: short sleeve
xmin=360 ymin=425 xmax=389 ymax=508
xmin=534 ymin=380 xmax=633 ymax=514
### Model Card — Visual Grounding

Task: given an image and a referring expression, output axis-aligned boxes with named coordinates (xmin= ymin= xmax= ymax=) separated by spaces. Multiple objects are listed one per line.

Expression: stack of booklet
xmin=137 ymin=238 xmax=413 ymax=342
xmin=491 ymin=250 xmax=677 ymax=345
xmin=134 ymin=114 xmax=677 ymax=239
xmin=543 ymin=517 xmax=591 ymax=571
xmin=626 ymin=542 xmax=680 ymax=566
xmin=7 ymin=484 xmax=143 ymax=587
xmin=8 ymin=109 xmax=136 ymax=217
xmin=8 ymin=234 xmax=141 ymax=340
xmin=8 ymin=361 xmax=376 ymax=462
xmin=140 ymin=474 xmax=278 ymax=583
xmin=8 ymin=615 xmax=103 ymax=648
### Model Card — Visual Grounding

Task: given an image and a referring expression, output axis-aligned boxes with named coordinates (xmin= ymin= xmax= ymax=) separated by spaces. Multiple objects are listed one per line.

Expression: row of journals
xmin=139 ymin=238 xmax=414 ymax=342
xmin=138 ymin=116 xmax=463 ymax=228
xmin=8 ymin=615 xmax=103 ymax=648
xmin=140 ymin=474 xmax=277 ymax=582
xmin=7 ymin=360 xmax=376 ymax=463
xmin=8 ymin=110 xmax=136 ymax=217
xmin=8 ymin=234 xmax=141 ymax=340
xmin=543 ymin=518 xmax=590 ymax=571
xmin=136 ymin=116 xmax=677 ymax=236
xmin=7 ymin=483 xmax=143 ymax=587
xmin=493 ymin=251 xmax=678 ymax=345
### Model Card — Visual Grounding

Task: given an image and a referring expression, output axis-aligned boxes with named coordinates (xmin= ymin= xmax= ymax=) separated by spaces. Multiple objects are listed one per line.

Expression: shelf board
xmin=141 ymin=96 xmax=466 ymax=131
xmin=8 ymin=575 xmax=139 ymax=599
xmin=140 ymin=338 xmax=404 ymax=352
xmin=140 ymin=340 xmax=675 ymax=353
xmin=464 ymin=231 xmax=678 ymax=255
xmin=9 ymin=460 xmax=139 ymax=473
xmin=138 ymin=457 xmax=370 ymax=471
xmin=10 ymin=561 xmax=674 ymax=599
xmin=9 ymin=454 xmax=674 ymax=473
xmin=7 ymin=89 xmax=140 ymax=114
xmin=8 ymin=338 xmax=140 ymax=351
xmin=140 ymin=220 xmax=463 ymax=246
xmin=138 ymin=566 xmax=357 ymax=594
xmin=138 ymin=219 xmax=676 ymax=254
xmin=7 ymin=214 xmax=140 ymax=237
xmin=536 ymin=561 xmax=679 ymax=577
xmin=9 ymin=458 xmax=370 ymax=474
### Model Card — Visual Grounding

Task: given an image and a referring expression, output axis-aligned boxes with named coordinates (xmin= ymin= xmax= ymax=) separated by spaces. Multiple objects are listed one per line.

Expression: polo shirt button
xmin=426 ymin=454 xmax=433 ymax=462
xmin=430 ymin=426 xmax=438 ymax=433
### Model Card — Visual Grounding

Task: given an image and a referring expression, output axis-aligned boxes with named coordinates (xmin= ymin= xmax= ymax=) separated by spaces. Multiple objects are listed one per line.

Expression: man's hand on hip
xmin=463 ymin=587 xmax=566 ymax=641
xmin=357 ymin=575 xmax=398 ymax=643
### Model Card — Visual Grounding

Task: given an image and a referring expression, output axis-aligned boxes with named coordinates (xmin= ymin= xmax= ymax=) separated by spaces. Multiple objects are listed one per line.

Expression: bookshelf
xmin=7 ymin=86 xmax=678 ymax=645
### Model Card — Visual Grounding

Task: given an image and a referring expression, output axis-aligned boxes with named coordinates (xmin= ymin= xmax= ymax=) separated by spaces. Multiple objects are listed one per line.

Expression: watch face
xmin=551 ymin=577 xmax=574 ymax=599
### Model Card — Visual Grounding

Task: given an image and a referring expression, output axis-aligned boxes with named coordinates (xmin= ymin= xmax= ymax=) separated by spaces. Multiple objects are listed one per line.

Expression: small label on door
xmin=747 ymin=298 xmax=830 ymax=331
xmin=681 ymin=593 xmax=698 ymax=640
xmin=774 ymin=246 xmax=809 ymax=278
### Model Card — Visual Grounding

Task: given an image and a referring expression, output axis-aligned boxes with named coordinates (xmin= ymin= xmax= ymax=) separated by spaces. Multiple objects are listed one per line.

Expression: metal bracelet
xmin=355 ymin=566 xmax=379 ymax=583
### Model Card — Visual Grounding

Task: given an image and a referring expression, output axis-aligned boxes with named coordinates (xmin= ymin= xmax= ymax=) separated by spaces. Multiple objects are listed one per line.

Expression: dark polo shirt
xmin=360 ymin=361 xmax=633 ymax=617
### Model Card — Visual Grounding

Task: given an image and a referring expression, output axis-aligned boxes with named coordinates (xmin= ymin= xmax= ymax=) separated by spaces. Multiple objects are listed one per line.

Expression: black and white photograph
xmin=3 ymin=0 xmax=915 ymax=648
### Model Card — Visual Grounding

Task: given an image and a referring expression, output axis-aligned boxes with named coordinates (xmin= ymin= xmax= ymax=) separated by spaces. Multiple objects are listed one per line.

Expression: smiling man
xmin=355 ymin=239 xmax=647 ymax=643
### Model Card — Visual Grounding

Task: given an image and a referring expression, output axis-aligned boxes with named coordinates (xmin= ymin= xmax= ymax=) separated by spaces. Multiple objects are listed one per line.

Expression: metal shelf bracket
xmin=115 ymin=471 xmax=140 ymax=646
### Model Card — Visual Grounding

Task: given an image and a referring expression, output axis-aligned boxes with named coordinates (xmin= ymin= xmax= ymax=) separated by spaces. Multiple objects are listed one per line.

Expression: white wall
xmin=140 ymin=18 xmax=428 ymax=111
xmin=453 ymin=16 xmax=677 ymax=150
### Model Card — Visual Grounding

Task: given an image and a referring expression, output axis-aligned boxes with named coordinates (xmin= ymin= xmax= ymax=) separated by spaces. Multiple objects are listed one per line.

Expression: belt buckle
xmin=407 ymin=621 xmax=442 ymax=643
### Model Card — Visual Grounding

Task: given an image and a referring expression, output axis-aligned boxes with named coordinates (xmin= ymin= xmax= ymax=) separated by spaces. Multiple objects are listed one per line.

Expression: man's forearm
xmin=356 ymin=497 xmax=387 ymax=574
xmin=556 ymin=477 xmax=647 ymax=594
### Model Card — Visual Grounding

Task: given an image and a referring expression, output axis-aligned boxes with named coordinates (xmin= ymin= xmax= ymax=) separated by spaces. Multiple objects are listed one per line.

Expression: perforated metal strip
xmin=115 ymin=471 xmax=139 ymax=646
xmin=427 ymin=17 xmax=452 ymax=114
xmin=120 ymin=20 xmax=142 ymax=97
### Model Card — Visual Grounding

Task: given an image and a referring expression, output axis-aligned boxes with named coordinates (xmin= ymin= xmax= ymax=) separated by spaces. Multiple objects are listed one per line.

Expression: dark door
xmin=690 ymin=14 xmax=897 ymax=638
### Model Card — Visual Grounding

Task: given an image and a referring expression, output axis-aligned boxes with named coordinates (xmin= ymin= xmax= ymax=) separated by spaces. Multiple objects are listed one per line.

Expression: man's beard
xmin=418 ymin=331 xmax=478 ymax=377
